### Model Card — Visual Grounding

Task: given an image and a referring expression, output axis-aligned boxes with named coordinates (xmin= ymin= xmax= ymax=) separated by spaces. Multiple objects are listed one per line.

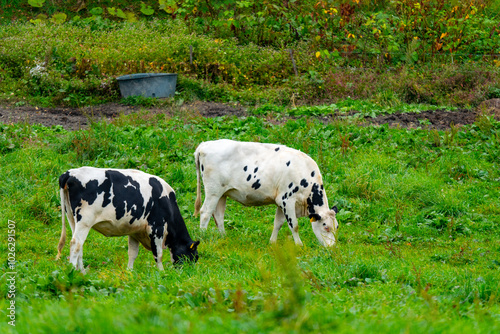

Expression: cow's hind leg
xmin=270 ymin=206 xmax=286 ymax=243
xmin=199 ymin=194 xmax=222 ymax=231
xmin=213 ymin=196 xmax=227 ymax=235
xmin=127 ymin=236 xmax=140 ymax=270
xmin=69 ymin=222 xmax=92 ymax=272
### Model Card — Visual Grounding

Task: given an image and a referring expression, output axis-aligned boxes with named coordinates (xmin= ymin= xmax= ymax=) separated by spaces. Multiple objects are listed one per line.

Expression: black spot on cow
xmin=144 ymin=177 xmax=166 ymax=249
xmin=300 ymin=179 xmax=309 ymax=188
xmin=307 ymin=198 xmax=314 ymax=215
xmin=286 ymin=161 xmax=291 ymax=167
xmin=311 ymin=171 xmax=315 ymax=177
xmin=288 ymin=222 xmax=293 ymax=228
xmin=288 ymin=182 xmax=293 ymax=189
xmin=201 ymin=164 xmax=204 ymax=172
xmin=282 ymin=201 xmax=286 ymax=207
xmin=247 ymin=174 xmax=252 ymax=181
xmin=307 ymin=183 xmax=325 ymax=216
xmin=310 ymin=183 xmax=324 ymax=207
xmin=254 ymin=167 xmax=258 ymax=173
xmin=275 ymin=147 xmax=280 ymax=152
xmin=321 ymin=185 xmax=324 ymax=190
xmin=243 ymin=166 xmax=248 ymax=172
xmin=289 ymin=192 xmax=293 ymax=197
xmin=252 ymin=179 xmax=261 ymax=190
xmin=107 ymin=171 xmax=145 ymax=224
xmin=293 ymin=186 xmax=299 ymax=193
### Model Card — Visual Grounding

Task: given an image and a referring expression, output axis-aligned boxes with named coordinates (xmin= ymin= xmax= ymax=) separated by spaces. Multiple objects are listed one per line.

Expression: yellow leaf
xmin=440 ymin=32 xmax=447 ymax=39
xmin=316 ymin=51 xmax=321 ymax=58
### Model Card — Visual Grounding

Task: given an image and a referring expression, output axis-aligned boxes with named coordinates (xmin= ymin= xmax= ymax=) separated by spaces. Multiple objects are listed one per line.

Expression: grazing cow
xmin=57 ymin=167 xmax=200 ymax=272
xmin=194 ymin=139 xmax=339 ymax=247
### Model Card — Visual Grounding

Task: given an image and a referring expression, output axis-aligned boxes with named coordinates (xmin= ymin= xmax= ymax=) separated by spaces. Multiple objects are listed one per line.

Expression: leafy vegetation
xmin=1 ymin=1 xmax=499 ymax=108
xmin=1 ymin=111 xmax=499 ymax=333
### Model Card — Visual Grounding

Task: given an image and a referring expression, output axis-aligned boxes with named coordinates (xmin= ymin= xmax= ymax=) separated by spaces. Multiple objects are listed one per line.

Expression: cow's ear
xmin=309 ymin=214 xmax=321 ymax=222
xmin=331 ymin=206 xmax=338 ymax=214
xmin=190 ymin=240 xmax=200 ymax=250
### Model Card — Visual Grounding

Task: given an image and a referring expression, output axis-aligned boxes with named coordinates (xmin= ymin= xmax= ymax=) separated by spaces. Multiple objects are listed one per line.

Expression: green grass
xmin=0 ymin=112 xmax=499 ymax=333
xmin=250 ymin=98 xmax=454 ymax=118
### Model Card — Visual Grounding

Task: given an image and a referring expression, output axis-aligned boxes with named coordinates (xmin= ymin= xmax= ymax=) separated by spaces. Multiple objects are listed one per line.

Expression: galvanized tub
xmin=116 ymin=73 xmax=177 ymax=98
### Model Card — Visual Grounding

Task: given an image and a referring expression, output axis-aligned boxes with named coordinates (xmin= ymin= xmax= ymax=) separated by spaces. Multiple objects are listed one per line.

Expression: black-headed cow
xmin=57 ymin=167 xmax=199 ymax=272
xmin=194 ymin=139 xmax=339 ymax=246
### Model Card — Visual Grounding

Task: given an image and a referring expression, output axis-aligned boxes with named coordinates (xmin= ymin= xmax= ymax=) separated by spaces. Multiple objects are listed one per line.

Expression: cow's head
xmin=172 ymin=240 xmax=200 ymax=265
xmin=309 ymin=206 xmax=339 ymax=247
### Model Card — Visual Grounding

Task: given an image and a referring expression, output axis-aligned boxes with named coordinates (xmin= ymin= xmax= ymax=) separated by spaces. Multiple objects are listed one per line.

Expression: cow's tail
xmin=194 ymin=149 xmax=202 ymax=216
xmin=57 ymin=173 xmax=73 ymax=260
xmin=56 ymin=187 xmax=67 ymax=260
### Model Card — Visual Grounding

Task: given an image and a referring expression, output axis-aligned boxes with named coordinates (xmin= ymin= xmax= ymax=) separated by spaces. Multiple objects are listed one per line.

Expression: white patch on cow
xmin=124 ymin=180 xmax=137 ymax=189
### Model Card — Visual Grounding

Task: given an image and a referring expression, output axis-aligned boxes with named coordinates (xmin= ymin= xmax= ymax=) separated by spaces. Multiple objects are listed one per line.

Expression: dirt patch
xmin=181 ymin=101 xmax=247 ymax=118
xmin=0 ymin=101 xmax=246 ymax=131
xmin=0 ymin=101 xmax=478 ymax=131
xmin=365 ymin=108 xmax=477 ymax=130
xmin=0 ymin=103 xmax=143 ymax=131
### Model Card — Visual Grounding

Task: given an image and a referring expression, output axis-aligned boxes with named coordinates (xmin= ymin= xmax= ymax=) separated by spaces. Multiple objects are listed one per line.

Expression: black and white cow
xmin=57 ymin=167 xmax=200 ymax=272
xmin=194 ymin=139 xmax=339 ymax=247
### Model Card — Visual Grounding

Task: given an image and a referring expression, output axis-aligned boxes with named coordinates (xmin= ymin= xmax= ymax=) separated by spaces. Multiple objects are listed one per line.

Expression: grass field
xmin=1 ymin=1 xmax=500 ymax=331
xmin=1 ymin=111 xmax=499 ymax=333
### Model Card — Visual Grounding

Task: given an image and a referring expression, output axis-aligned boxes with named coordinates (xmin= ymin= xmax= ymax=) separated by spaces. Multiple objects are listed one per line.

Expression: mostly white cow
xmin=57 ymin=167 xmax=200 ymax=272
xmin=194 ymin=139 xmax=339 ymax=246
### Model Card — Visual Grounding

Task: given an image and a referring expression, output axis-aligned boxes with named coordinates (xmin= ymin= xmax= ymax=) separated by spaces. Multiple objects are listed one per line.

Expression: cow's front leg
xmin=148 ymin=226 xmax=165 ymax=271
xmin=151 ymin=238 xmax=164 ymax=271
xmin=283 ymin=203 xmax=303 ymax=246
xmin=127 ymin=236 xmax=140 ymax=270
xmin=270 ymin=206 xmax=285 ymax=243
xmin=69 ymin=223 xmax=92 ymax=272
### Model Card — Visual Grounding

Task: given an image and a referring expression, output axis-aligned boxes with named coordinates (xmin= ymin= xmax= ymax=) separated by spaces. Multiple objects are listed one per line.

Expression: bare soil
xmin=0 ymin=101 xmax=482 ymax=131
xmin=364 ymin=108 xmax=477 ymax=130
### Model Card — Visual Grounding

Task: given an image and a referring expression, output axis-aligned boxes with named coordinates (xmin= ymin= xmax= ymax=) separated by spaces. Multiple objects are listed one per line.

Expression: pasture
xmin=1 ymin=111 xmax=499 ymax=333
xmin=1 ymin=1 xmax=500 ymax=332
